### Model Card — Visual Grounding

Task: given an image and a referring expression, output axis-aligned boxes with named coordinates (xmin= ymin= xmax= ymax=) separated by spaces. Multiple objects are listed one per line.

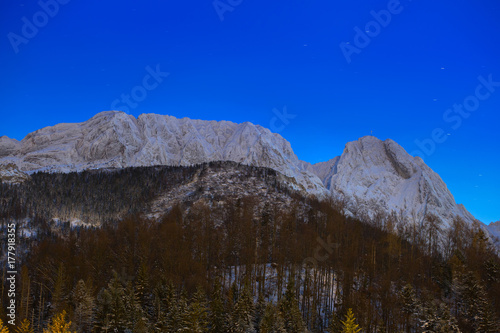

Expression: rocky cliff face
xmin=0 ymin=111 xmax=483 ymax=229
xmin=487 ymin=221 xmax=500 ymax=243
xmin=0 ymin=111 xmax=325 ymax=194
xmin=313 ymin=136 xmax=478 ymax=228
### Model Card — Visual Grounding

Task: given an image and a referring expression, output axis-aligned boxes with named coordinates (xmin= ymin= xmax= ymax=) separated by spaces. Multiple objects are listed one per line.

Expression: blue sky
xmin=1 ymin=0 xmax=499 ymax=223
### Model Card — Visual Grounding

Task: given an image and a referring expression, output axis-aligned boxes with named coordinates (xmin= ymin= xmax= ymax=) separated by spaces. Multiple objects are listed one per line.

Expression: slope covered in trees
xmin=0 ymin=162 xmax=298 ymax=225
xmin=0 ymin=164 xmax=499 ymax=332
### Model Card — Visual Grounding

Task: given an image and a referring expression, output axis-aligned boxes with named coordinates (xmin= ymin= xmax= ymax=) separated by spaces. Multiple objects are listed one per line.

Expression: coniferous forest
xmin=1 ymin=162 xmax=499 ymax=332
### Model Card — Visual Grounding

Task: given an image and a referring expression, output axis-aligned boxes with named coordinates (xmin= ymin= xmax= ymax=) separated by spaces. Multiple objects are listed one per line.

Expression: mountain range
xmin=0 ymin=111 xmax=491 ymax=234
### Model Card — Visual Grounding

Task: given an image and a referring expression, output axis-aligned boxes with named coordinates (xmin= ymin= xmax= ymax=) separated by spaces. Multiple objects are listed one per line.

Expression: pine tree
xmin=253 ymin=293 xmax=266 ymax=329
xmin=476 ymin=304 xmax=499 ymax=333
xmin=124 ymin=281 xmax=149 ymax=333
xmin=259 ymin=303 xmax=287 ymax=333
xmin=188 ymin=286 xmax=209 ymax=332
xmin=208 ymin=281 xmax=227 ymax=333
xmin=135 ymin=261 xmax=153 ymax=317
xmin=71 ymin=280 xmax=94 ymax=333
xmin=43 ymin=311 xmax=75 ymax=333
xmin=279 ymin=278 xmax=305 ymax=333
xmin=94 ymin=288 xmax=112 ymax=332
xmin=153 ymin=280 xmax=176 ymax=332
xmin=453 ymin=271 xmax=498 ymax=332
xmin=419 ymin=301 xmax=461 ymax=333
xmin=94 ymin=273 xmax=126 ymax=332
xmin=399 ymin=284 xmax=421 ymax=332
xmin=227 ymin=282 xmax=255 ymax=332
xmin=171 ymin=290 xmax=191 ymax=332
xmin=341 ymin=308 xmax=362 ymax=333
xmin=0 ymin=319 xmax=9 ymax=333
xmin=15 ymin=319 xmax=34 ymax=333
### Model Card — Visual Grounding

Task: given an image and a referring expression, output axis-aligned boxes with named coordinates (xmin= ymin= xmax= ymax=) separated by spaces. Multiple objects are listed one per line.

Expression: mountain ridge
xmin=0 ymin=111 xmax=485 ymax=230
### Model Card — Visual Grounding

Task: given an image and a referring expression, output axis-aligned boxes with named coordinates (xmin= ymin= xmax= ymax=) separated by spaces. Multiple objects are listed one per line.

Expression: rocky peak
xmin=316 ymin=136 xmax=477 ymax=228
xmin=0 ymin=111 xmax=326 ymax=194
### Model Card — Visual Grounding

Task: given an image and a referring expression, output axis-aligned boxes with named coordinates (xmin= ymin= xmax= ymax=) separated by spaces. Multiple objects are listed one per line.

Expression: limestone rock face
xmin=0 ymin=136 xmax=20 ymax=158
xmin=486 ymin=221 xmax=500 ymax=243
xmin=0 ymin=111 xmax=326 ymax=194
xmin=312 ymin=136 xmax=479 ymax=228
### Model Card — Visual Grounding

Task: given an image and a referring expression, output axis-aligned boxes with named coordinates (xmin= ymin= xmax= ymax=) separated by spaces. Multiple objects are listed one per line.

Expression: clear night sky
xmin=1 ymin=0 xmax=499 ymax=223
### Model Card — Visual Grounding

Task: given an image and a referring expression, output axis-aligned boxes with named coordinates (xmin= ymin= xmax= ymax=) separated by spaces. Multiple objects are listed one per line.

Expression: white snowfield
xmin=0 ymin=111 xmax=484 ymax=230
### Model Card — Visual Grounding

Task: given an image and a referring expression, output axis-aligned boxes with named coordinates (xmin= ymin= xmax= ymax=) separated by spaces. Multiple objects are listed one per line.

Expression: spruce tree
xmin=476 ymin=305 xmax=500 ymax=333
xmin=124 ymin=281 xmax=149 ymax=333
xmin=259 ymin=303 xmax=287 ymax=333
xmin=454 ymin=271 xmax=498 ymax=332
xmin=253 ymin=293 xmax=266 ymax=330
xmin=399 ymin=284 xmax=421 ymax=331
xmin=135 ymin=262 xmax=153 ymax=317
xmin=94 ymin=289 xmax=112 ymax=332
xmin=419 ymin=301 xmax=460 ymax=333
xmin=174 ymin=290 xmax=192 ymax=332
xmin=94 ymin=273 xmax=126 ymax=332
xmin=153 ymin=280 xmax=176 ymax=332
xmin=279 ymin=278 xmax=305 ymax=333
xmin=227 ymin=282 xmax=255 ymax=332
xmin=188 ymin=286 xmax=209 ymax=332
xmin=208 ymin=281 xmax=226 ymax=333
xmin=71 ymin=280 xmax=94 ymax=333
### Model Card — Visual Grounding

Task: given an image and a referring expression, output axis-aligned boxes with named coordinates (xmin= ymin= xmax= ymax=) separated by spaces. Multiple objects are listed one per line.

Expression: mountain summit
xmin=307 ymin=136 xmax=477 ymax=229
xmin=0 ymin=111 xmax=481 ymax=228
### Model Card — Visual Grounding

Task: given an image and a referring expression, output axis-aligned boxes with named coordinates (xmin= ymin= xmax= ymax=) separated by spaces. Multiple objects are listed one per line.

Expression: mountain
xmin=0 ymin=111 xmax=482 ymax=228
xmin=0 ymin=111 xmax=324 ymax=194
xmin=308 ymin=136 xmax=479 ymax=229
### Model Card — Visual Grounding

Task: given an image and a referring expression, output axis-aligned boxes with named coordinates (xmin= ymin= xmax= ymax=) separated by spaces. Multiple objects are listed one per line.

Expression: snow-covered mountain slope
xmin=0 ymin=111 xmax=485 ymax=229
xmin=0 ymin=111 xmax=325 ymax=195
xmin=312 ymin=136 xmax=479 ymax=228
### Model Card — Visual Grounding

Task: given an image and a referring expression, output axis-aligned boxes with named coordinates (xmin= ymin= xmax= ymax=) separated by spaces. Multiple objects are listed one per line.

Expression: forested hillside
xmin=1 ymin=163 xmax=499 ymax=332
xmin=0 ymin=161 xmax=298 ymax=225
